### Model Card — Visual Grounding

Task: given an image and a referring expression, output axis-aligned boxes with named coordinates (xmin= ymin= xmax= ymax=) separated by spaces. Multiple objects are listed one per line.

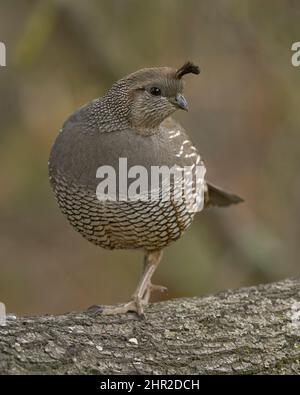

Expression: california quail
xmin=49 ymin=62 xmax=243 ymax=315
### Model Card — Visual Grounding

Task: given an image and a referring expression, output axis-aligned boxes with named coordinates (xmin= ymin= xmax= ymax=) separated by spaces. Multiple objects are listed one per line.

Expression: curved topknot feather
xmin=175 ymin=61 xmax=200 ymax=79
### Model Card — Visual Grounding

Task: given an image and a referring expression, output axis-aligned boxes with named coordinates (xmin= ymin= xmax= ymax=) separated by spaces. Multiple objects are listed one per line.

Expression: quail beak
xmin=170 ymin=94 xmax=188 ymax=111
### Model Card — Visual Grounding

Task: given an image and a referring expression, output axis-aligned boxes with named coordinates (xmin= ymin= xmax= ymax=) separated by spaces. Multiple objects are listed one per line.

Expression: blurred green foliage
xmin=0 ymin=0 xmax=299 ymax=315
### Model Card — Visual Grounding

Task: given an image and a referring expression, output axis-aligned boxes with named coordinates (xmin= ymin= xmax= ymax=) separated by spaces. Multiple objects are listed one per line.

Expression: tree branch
xmin=1 ymin=278 xmax=300 ymax=374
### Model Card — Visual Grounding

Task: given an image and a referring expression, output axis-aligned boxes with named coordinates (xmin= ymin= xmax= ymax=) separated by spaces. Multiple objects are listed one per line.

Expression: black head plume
xmin=175 ymin=61 xmax=200 ymax=79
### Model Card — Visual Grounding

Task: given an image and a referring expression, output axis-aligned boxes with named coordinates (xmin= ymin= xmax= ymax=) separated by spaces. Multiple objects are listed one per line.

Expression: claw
xmin=86 ymin=304 xmax=104 ymax=315
xmin=149 ymin=284 xmax=168 ymax=293
xmin=101 ymin=299 xmax=145 ymax=316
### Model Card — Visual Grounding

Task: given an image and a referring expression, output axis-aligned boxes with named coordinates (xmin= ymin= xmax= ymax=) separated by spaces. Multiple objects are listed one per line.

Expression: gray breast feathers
xmin=49 ymin=114 xmax=205 ymax=196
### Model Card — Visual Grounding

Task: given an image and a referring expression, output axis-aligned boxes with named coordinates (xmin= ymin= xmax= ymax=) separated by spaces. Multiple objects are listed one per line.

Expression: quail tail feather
xmin=205 ymin=182 xmax=244 ymax=208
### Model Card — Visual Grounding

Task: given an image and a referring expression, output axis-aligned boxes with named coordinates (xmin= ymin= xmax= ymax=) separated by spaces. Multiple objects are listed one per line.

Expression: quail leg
xmin=101 ymin=249 xmax=166 ymax=316
xmin=131 ymin=250 xmax=166 ymax=314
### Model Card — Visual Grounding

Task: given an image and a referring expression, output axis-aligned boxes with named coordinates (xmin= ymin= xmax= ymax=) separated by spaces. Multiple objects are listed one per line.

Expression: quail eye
xmin=149 ymin=87 xmax=161 ymax=96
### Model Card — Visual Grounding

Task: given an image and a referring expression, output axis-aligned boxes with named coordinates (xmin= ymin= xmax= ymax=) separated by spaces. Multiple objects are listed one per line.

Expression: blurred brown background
xmin=0 ymin=0 xmax=299 ymax=316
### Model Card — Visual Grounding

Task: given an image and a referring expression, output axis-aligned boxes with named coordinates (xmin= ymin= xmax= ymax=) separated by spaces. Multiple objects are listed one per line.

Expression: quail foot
xmin=49 ymin=62 xmax=243 ymax=315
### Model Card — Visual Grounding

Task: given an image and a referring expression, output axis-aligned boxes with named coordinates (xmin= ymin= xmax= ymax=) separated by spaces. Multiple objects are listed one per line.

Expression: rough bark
xmin=0 ymin=278 xmax=300 ymax=375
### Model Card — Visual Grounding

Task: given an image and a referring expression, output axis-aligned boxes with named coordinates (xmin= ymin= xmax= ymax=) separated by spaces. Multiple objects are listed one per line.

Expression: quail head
xmin=49 ymin=62 xmax=243 ymax=315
